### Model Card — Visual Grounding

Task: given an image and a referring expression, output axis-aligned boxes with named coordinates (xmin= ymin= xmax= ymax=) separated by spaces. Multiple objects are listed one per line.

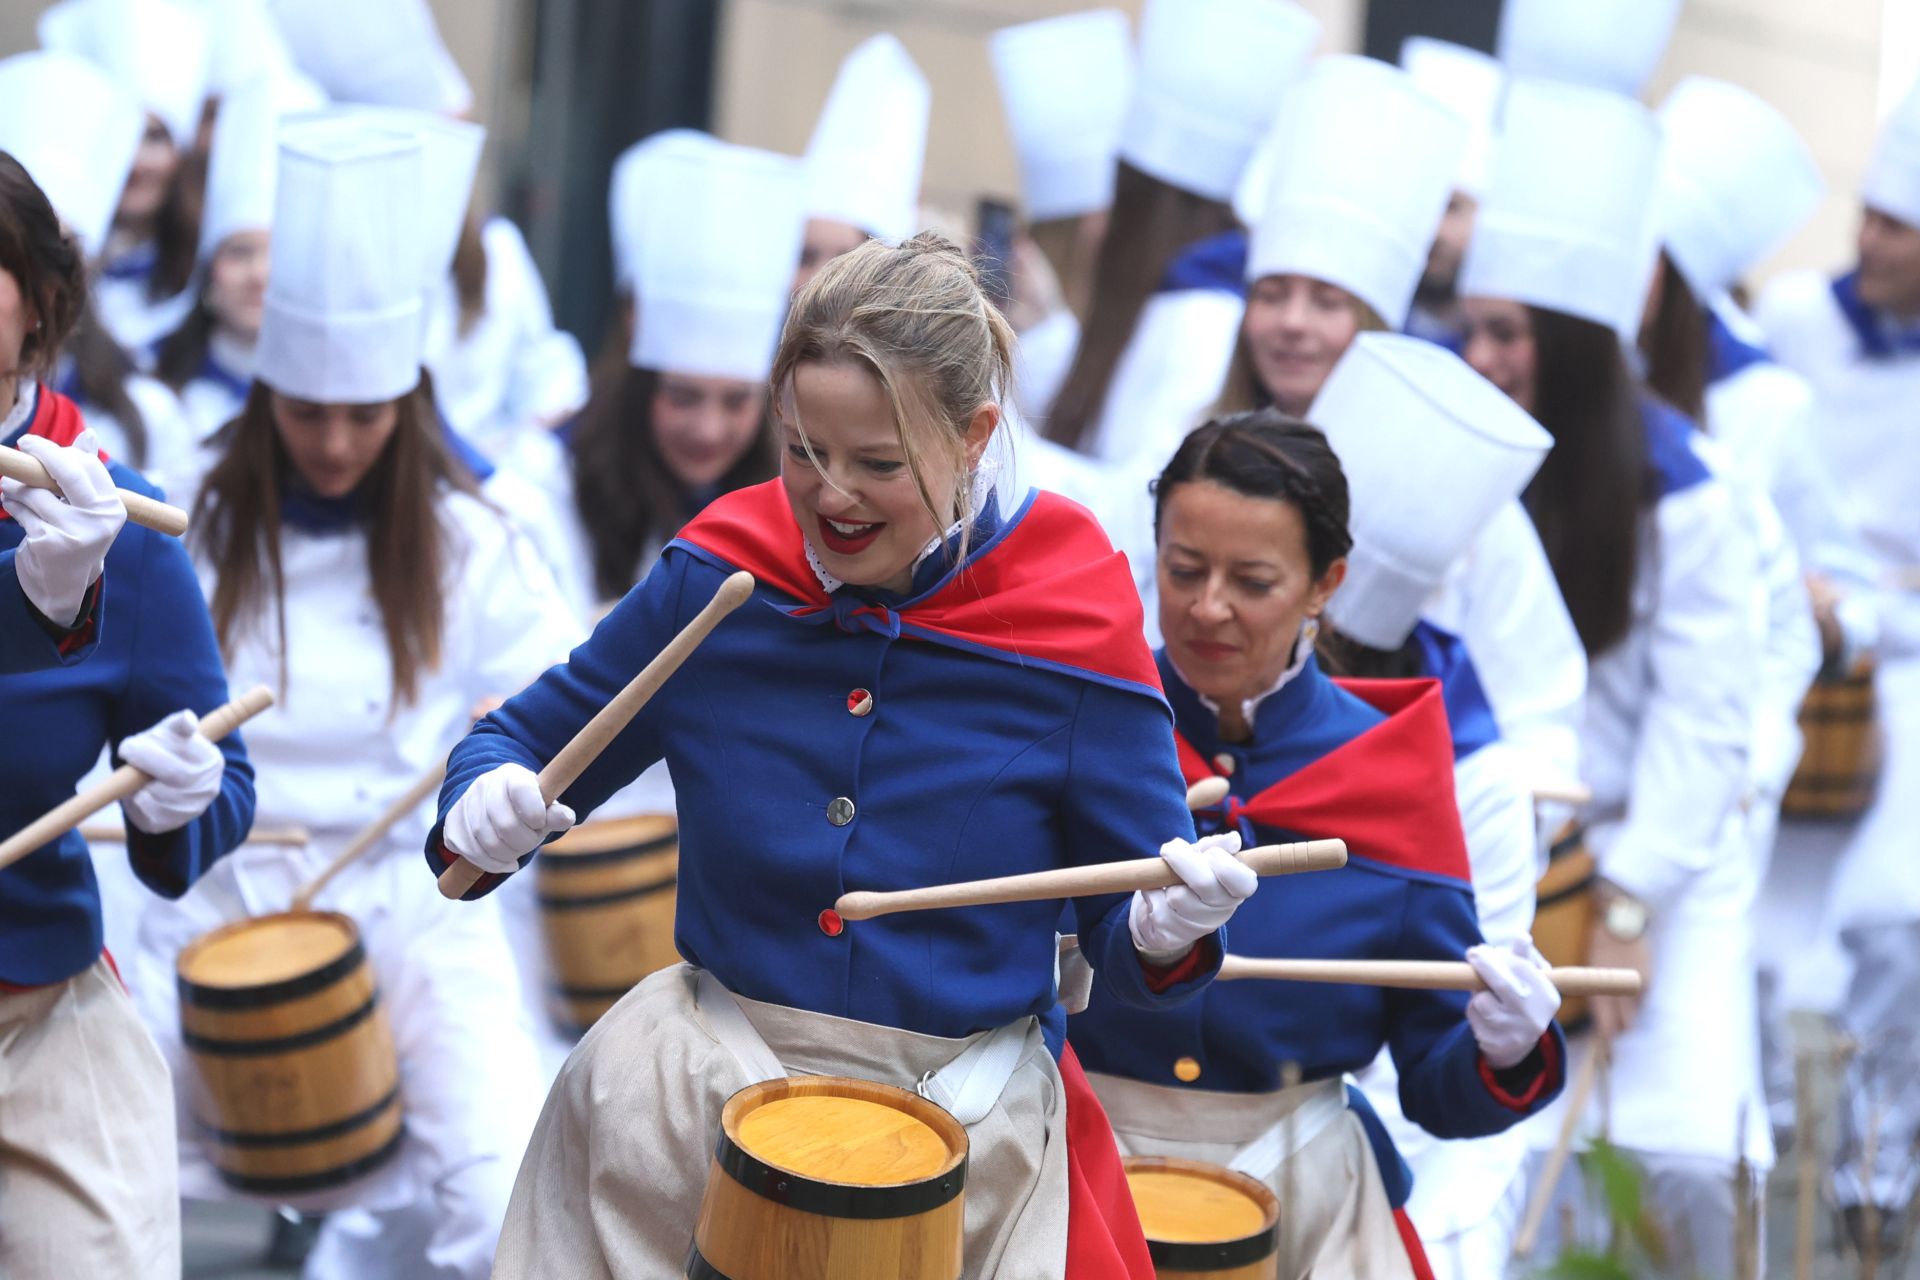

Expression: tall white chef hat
xmin=38 ymin=0 xmax=212 ymax=147
xmin=199 ymin=71 xmax=328 ymax=259
xmin=1312 ymin=332 xmax=1552 ymax=649
xmin=1656 ymin=77 xmax=1825 ymax=297
xmin=1120 ymin=0 xmax=1319 ymax=202
xmin=0 ymin=52 xmax=145 ymax=257
xmin=254 ymin=113 xmax=428 ymax=403
xmin=331 ymin=106 xmax=484 ymax=288
xmin=630 ymin=142 xmax=807 ymax=383
xmin=187 ymin=0 xmax=297 ymax=101
xmin=609 ymin=129 xmax=720 ymax=294
xmin=1862 ymin=78 xmax=1920 ymax=230
xmin=804 ymin=35 xmax=930 ymax=246
xmin=269 ymin=0 xmax=471 ymax=115
xmin=1401 ymin=37 xmax=1505 ymax=198
xmin=1496 ymin=0 xmax=1680 ymax=97
xmin=1458 ymin=77 xmax=1665 ymax=339
xmin=990 ymin=10 xmax=1133 ymax=222
xmin=1242 ymin=56 xmax=1468 ymax=328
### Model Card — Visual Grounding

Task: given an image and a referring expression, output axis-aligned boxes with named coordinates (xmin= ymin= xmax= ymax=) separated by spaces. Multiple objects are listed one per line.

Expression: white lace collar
xmin=1 ymin=380 xmax=38 ymax=441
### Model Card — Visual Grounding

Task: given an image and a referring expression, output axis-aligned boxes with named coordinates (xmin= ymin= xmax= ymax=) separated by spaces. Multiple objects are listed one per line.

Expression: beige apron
xmin=492 ymin=964 xmax=1071 ymax=1279
xmin=1088 ymin=1072 xmax=1417 ymax=1280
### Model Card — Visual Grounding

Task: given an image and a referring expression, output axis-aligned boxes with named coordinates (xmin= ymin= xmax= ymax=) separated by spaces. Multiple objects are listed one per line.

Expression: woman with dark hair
xmin=1458 ymin=79 xmax=1765 ymax=1276
xmin=0 ymin=147 xmax=257 ymax=1278
xmin=125 ymin=115 xmax=575 ymax=1280
xmin=1068 ymin=409 xmax=1565 ymax=1278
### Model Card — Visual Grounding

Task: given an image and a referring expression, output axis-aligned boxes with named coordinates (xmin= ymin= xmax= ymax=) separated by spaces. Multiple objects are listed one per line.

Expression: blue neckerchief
xmin=436 ymin=410 xmax=496 ymax=483
xmin=1157 ymin=229 xmax=1249 ymax=297
xmin=1705 ymin=308 xmax=1772 ymax=384
xmin=1831 ymin=270 xmax=1920 ymax=359
xmin=99 ymin=243 xmax=157 ymax=283
xmin=1403 ymin=304 xmax=1466 ymax=355
xmin=1640 ymin=395 xmax=1711 ymax=498
xmin=1409 ymin=621 xmax=1501 ymax=760
xmin=279 ymin=472 xmax=364 ymax=534
xmin=554 ymin=414 xmax=580 ymax=449
xmin=197 ymin=354 xmax=253 ymax=404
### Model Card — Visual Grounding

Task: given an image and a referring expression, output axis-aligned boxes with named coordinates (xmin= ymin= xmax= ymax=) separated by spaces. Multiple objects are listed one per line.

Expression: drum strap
xmin=1223 ymin=1079 xmax=1348 ymax=1180
xmin=689 ymin=968 xmax=1032 ymax=1127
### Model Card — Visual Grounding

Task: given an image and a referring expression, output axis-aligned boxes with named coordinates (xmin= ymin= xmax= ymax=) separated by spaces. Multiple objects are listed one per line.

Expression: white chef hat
xmin=1312 ymin=332 xmax=1553 ymax=649
xmin=0 ymin=52 xmax=145 ymax=257
xmin=187 ymin=0 xmax=297 ymax=100
xmin=1458 ymin=77 xmax=1665 ymax=339
xmin=330 ymin=106 xmax=484 ymax=288
xmin=609 ymin=129 xmax=720 ymax=293
xmin=1656 ymin=77 xmax=1825 ymax=297
xmin=1401 ymin=37 xmax=1505 ymax=198
xmin=630 ymin=142 xmax=807 ymax=382
xmin=1120 ymin=0 xmax=1319 ymax=202
xmin=990 ymin=10 xmax=1133 ymax=221
xmin=198 ymin=70 xmax=328 ymax=258
xmin=255 ymin=113 xmax=428 ymax=403
xmin=269 ymin=0 xmax=471 ymax=115
xmin=804 ymin=35 xmax=930 ymax=246
xmin=1862 ymin=78 xmax=1920 ymax=230
xmin=1496 ymin=0 xmax=1681 ymax=97
xmin=1242 ymin=56 xmax=1468 ymax=328
xmin=38 ymin=0 xmax=212 ymax=147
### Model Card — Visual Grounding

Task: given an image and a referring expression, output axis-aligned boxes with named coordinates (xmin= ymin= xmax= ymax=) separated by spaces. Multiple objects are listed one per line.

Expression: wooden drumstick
xmin=79 ymin=822 xmax=311 ymax=847
xmin=1512 ymin=1039 xmax=1606 ymax=1259
xmin=437 ymin=570 xmax=756 ymax=899
xmin=1185 ymin=776 xmax=1230 ymax=811
xmin=0 ymin=443 xmax=191 ymax=537
xmin=292 ymin=760 xmax=449 ymax=912
xmin=1530 ymin=779 xmax=1593 ymax=807
xmin=0 ymin=685 xmax=275 ymax=871
xmin=1216 ymin=954 xmax=1643 ymax=998
xmin=832 ymin=838 xmax=1349 ymax=922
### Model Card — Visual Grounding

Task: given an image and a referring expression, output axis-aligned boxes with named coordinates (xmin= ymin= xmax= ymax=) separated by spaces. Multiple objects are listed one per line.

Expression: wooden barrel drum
xmin=687 ymin=1076 xmax=968 ymax=1280
xmin=1783 ymin=668 xmax=1880 ymax=819
xmin=536 ymin=813 xmax=680 ymax=1032
xmin=176 ymin=910 xmax=403 ymax=1195
xmin=1124 ymin=1156 xmax=1280 ymax=1279
xmin=1533 ymin=822 xmax=1596 ymax=1032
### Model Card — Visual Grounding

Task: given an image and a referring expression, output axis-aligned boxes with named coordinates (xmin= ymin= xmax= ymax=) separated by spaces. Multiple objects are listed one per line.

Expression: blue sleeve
xmin=0 ymin=548 xmax=99 ymax=673
xmin=107 ymin=523 xmax=257 ymax=898
xmin=427 ymin=550 xmax=693 ymax=897
xmin=1386 ymin=881 xmax=1565 ymax=1138
xmin=1062 ymin=680 xmax=1219 ymax=1011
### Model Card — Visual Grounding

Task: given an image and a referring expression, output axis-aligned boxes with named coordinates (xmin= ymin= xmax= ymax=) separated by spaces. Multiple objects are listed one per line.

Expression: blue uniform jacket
xmin=0 ymin=402 xmax=257 ymax=985
xmin=430 ymin=488 xmax=1214 ymax=1052
xmin=1070 ymin=653 xmax=1563 ymax=1141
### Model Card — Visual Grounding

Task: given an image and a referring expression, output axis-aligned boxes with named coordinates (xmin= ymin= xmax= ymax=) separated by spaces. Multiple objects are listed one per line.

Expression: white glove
xmin=120 ymin=710 xmax=226 ymax=835
xmin=4 ymin=431 xmax=126 ymax=627
xmin=1465 ymin=936 xmax=1562 ymax=1069
xmin=1129 ymin=831 xmax=1258 ymax=962
xmin=443 ymin=762 xmax=575 ymax=875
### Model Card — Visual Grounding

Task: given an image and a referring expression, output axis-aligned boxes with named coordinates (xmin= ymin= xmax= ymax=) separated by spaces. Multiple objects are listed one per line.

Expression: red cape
xmin=1060 ymin=1044 xmax=1157 ymax=1280
xmin=0 ymin=388 xmax=94 ymax=525
xmin=673 ymin=480 xmax=1165 ymax=701
xmin=1175 ymin=677 xmax=1471 ymax=886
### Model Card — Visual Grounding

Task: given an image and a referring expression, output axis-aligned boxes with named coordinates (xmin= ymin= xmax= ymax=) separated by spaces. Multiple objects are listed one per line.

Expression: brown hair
xmin=1640 ymin=252 xmax=1710 ymax=423
xmin=569 ymin=365 xmax=777 ymax=600
xmin=1152 ymin=410 xmax=1353 ymax=579
xmin=67 ymin=302 xmax=151 ymax=464
xmin=154 ymin=284 xmax=215 ymax=392
xmin=772 ymin=233 xmax=1016 ymax=561
xmin=191 ymin=380 xmax=481 ymax=705
xmin=148 ymin=143 xmax=207 ymax=302
xmin=1213 ymin=285 xmax=1389 ymax=418
xmin=0 ymin=151 xmax=87 ymax=380
xmin=1043 ymin=163 xmax=1237 ymax=448
xmin=449 ymin=204 xmax=489 ymax=337
xmin=1029 ymin=214 xmax=1102 ymax=322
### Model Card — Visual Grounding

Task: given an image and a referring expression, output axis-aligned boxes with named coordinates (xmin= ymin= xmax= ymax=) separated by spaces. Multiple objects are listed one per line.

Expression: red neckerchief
xmin=1 ymin=387 xmax=101 ymax=525
xmin=672 ymin=479 xmax=1166 ymax=702
xmin=1176 ymin=677 xmax=1472 ymax=885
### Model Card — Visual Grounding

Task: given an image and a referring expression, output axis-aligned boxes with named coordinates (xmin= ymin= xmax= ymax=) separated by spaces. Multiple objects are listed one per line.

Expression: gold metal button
xmin=1173 ymin=1056 xmax=1202 ymax=1083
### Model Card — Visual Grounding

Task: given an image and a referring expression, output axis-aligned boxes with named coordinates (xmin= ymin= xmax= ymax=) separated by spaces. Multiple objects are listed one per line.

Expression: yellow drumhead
xmin=1127 ymin=1168 xmax=1269 ymax=1244
xmin=181 ymin=913 xmax=356 ymax=988
xmin=737 ymin=1095 xmax=952 ymax=1186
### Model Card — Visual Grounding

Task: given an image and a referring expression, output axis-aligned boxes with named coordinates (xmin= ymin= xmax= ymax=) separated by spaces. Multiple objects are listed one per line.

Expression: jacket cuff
xmin=29 ymin=574 xmax=102 ymax=658
xmin=1140 ymin=933 xmax=1221 ymax=994
xmin=427 ymin=822 xmax=509 ymax=900
xmin=1476 ymin=1026 xmax=1564 ymax=1112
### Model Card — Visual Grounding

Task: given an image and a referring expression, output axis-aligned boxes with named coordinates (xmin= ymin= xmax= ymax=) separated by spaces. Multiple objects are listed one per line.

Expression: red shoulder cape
xmin=1 ymin=388 xmax=97 ymax=526
xmin=1175 ymin=677 xmax=1471 ymax=885
xmin=672 ymin=480 xmax=1165 ymax=700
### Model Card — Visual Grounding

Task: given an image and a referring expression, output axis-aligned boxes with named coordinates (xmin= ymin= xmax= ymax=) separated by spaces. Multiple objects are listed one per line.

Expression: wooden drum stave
xmin=176 ymin=910 xmax=404 ymax=1196
xmin=1124 ymin=1156 xmax=1280 ymax=1280
xmin=688 ymin=1076 xmax=969 ymax=1280
xmin=536 ymin=813 xmax=681 ymax=1032
xmin=1782 ymin=667 xmax=1881 ymax=819
xmin=1533 ymin=821 xmax=1597 ymax=1033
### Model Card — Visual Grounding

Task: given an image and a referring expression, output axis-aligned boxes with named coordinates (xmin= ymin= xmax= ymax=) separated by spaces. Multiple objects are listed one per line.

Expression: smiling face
xmin=649 ymin=371 xmax=767 ymax=490
xmin=270 ymin=392 xmax=401 ymax=498
xmin=1156 ymin=479 xmax=1344 ymax=708
xmin=779 ymin=359 xmax=994 ymax=595
xmin=1242 ymin=274 xmax=1367 ymax=416
xmin=206 ymin=230 xmax=271 ymax=340
xmin=1460 ymin=296 xmax=1539 ymax=414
